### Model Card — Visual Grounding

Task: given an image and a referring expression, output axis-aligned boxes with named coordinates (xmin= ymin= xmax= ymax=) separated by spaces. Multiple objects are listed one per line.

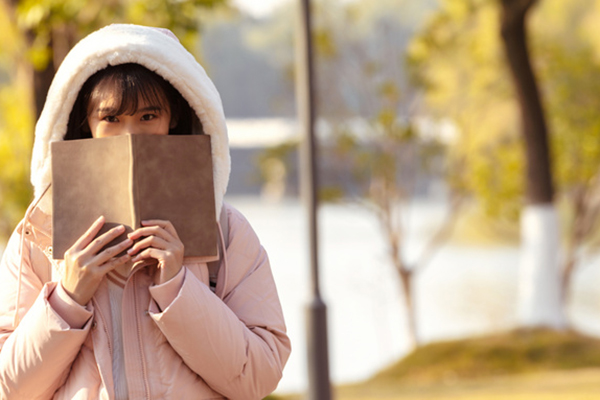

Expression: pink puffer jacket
xmin=0 ymin=202 xmax=291 ymax=399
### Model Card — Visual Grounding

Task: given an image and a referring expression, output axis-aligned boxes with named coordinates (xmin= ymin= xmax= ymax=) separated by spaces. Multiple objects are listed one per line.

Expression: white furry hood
xmin=30 ymin=24 xmax=230 ymax=217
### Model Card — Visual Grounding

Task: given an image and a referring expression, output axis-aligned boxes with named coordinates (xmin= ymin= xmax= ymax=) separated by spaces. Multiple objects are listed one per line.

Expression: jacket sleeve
xmin=148 ymin=205 xmax=291 ymax=400
xmin=0 ymin=223 xmax=93 ymax=400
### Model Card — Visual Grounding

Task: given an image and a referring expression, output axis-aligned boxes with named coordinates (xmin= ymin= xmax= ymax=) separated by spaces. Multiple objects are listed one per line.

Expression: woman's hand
xmin=127 ymin=220 xmax=184 ymax=285
xmin=63 ymin=216 xmax=133 ymax=306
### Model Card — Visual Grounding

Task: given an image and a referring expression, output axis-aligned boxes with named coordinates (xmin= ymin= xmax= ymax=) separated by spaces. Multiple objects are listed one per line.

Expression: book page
xmin=132 ymin=134 xmax=217 ymax=258
xmin=52 ymin=135 xmax=133 ymax=259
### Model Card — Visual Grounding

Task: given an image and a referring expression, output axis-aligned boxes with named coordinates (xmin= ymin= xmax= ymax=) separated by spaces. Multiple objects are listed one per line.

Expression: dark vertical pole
xmin=295 ymin=0 xmax=332 ymax=399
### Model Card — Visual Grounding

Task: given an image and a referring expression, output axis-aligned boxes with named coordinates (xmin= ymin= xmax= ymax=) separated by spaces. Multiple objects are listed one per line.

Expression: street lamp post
xmin=295 ymin=0 xmax=332 ymax=399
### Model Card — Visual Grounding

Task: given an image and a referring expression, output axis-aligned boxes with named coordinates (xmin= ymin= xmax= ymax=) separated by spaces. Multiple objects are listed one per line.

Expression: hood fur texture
xmin=30 ymin=24 xmax=230 ymax=217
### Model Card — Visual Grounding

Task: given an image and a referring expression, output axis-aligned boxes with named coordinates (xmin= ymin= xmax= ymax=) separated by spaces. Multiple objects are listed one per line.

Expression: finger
xmin=142 ymin=220 xmax=180 ymax=240
xmin=98 ymin=253 xmax=133 ymax=274
xmin=93 ymin=237 xmax=133 ymax=265
xmin=127 ymin=235 xmax=169 ymax=256
xmin=86 ymin=225 xmax=128 ymax=255
xmin=128 ymin=225 xmax=173 ymax=242
xmin=130 ymin=247 xmax=164 ymax=264
xmin=72 ymin=216 xmax=105 ymax=250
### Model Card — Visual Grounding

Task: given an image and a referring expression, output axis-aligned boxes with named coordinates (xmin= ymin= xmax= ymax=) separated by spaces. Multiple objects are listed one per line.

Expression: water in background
xmin=225 ymin=196 xmax=600 ymax=394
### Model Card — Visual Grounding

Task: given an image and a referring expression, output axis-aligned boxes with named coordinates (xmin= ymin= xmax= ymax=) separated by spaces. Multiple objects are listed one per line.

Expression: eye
xmin=141 ymin=114 xmax=157 ymax=121
xmin=102 ymin=115 xmax=119 ymax=123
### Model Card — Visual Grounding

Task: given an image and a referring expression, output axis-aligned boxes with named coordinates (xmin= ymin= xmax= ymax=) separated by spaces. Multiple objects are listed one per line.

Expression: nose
xmin=121 ymin=119 xmax=143 ymax=136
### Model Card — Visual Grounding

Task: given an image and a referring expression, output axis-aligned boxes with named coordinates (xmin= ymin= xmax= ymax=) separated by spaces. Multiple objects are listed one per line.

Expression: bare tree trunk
xmin=399 ymin=269 xmax=417 ymax=349
xmin=30 ymin=22 xmax=78 ymax=121
xmin=499 ymin=0 xmax=565 ymax=329
xmin=371 ymin=164 xmax=464 ymax=349
xmin=500 ymin=0 xmax=553 ymax=203
xmin=371 ymin=179 xmax=420 ymax=348
xmin=32 ymin=55 xmax=56 ymax=121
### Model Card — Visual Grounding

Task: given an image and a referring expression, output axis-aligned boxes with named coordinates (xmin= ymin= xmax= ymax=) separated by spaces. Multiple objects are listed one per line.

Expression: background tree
xmin=499 ymin=0 xmax=563 ymax=329
xmin=409 ymin=0 xmax=600 ymax=328
xmin=245 ymin=0 xmax=448 ymax=348
xmin=310 ymin=0 xmax=464 ymax=349
xmin=534 ymin=0 xmax=600 ymax=314
xmin=252 ymin=0 xmax=454 ymax=348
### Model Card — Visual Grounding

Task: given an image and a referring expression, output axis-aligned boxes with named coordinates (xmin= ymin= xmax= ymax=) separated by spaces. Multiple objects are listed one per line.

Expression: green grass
xmin=272 ymin=328 xmax=600 ymax=400
xmin=371 ymin=328 xmax=600 ymax=384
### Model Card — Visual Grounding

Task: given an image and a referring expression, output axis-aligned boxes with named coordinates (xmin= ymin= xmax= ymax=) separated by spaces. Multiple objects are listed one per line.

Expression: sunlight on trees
xmin=410 ymin=0 xmax=600 ymax=323
xmin=408 ymin=0 xmax=524 ymax=224
xmin=0 ymin=1 xmax=33 ymax=238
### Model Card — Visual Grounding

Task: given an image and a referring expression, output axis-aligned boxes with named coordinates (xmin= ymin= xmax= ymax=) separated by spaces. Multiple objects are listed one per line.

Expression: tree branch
xmin=415 ymin=192 xmax=463 ymax=273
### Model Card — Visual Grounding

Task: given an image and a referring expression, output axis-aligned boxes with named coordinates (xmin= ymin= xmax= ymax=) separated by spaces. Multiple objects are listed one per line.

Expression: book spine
xmin=130 ymin=135 xmax=140 ymax=229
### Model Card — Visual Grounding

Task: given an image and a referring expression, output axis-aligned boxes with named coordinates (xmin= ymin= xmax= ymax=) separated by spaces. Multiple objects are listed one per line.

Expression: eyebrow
xmin=95 ymin=105 xmax=165 ymax=114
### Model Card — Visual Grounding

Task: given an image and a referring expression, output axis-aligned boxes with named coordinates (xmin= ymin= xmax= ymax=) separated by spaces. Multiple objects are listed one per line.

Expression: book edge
xmin=130 ymin=135 xmax=139 ymax=229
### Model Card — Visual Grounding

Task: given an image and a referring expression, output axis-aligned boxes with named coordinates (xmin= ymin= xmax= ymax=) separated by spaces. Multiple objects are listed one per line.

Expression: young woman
xmin=0 ymin=24 xmax=290 ymax=400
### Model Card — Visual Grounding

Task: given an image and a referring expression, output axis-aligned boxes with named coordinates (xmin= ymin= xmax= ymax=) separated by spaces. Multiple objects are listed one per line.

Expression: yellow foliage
xmin=0 ymin=2 xmax=33 ymax=239
xmin=0 ymin=79 xmax=34 ymax=237
xmin=410 ymin=0 xmax=600 ymax=231
xmin=582 ymin=0 xmax=600 ymax=63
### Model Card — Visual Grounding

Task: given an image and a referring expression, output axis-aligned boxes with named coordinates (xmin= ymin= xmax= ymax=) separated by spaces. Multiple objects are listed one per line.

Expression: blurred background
xmin=3 ymin=0 xmax=600 ymax=398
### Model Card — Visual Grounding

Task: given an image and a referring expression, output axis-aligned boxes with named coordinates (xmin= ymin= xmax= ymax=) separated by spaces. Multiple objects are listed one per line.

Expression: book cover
xmin=51 ymin=134 xmax=217 ymax=260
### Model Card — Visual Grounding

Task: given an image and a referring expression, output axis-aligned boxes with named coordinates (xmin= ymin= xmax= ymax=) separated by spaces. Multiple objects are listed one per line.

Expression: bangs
xmin=65 ymin=62 xmax=200 ymax=141
xmin=86 ymin=64 xmax=171 ymax=116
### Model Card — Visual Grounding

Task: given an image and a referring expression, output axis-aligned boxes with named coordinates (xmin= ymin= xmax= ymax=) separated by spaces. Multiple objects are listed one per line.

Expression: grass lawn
xmin=328 ymin=368 xmax=600 ymax=399
xmin=271 ymin=329 xmax=600 ymax=400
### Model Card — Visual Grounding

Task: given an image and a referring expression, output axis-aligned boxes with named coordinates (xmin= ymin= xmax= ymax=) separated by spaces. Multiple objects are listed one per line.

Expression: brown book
xmin=51 ymin=134 xmax=217 ymax=260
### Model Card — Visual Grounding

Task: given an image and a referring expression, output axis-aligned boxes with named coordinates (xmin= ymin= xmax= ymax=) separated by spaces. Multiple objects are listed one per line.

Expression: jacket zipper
xmin=133 ymin=275 xmax=151 ymax=399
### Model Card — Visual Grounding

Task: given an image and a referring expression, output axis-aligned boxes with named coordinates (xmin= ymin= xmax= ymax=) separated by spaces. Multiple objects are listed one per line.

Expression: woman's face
xmin=87 ymin=92 xmax=173 ymax=138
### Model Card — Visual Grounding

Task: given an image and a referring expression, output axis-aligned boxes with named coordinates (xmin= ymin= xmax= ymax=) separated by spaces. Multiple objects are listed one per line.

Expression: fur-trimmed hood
xmin=30 ymin=24 xmax=230 ymax=216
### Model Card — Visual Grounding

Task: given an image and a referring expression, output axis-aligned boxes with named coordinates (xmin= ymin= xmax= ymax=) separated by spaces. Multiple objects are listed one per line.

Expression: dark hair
xmin=64 ymin=63 xmax=201 ymax=140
